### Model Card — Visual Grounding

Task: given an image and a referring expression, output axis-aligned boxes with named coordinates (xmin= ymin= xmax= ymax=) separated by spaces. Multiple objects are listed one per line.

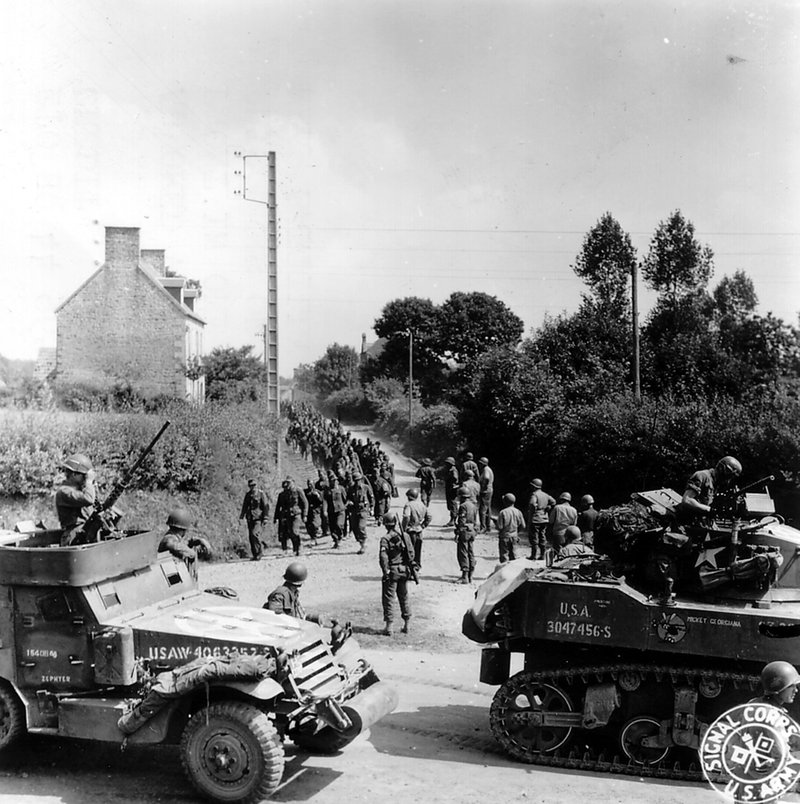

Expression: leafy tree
xmin=642 ymin=210 xmax=714 ymax=301
xmin=311 ymin=343 xmax=360 ymax=397
xmin=713 ymin=271 xmax=758 ymax=323
xmin=572 ymin=212 xmax=636 ymax=310
xmin=364 ymin=297 xmax=445 ymax=403
xmin=437 ymin=292 xmax=524 ymax=364
xmin=203 ymin=346 xmax=267 ymax=402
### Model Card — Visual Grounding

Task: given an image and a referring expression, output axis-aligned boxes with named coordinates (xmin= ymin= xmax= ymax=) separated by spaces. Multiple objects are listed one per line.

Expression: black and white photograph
xmin=1 ymin=2 xmax=799 ymax=803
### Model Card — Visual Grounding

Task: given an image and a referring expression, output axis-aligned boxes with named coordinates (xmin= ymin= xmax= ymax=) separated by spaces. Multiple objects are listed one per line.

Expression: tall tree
xmin=642 ymin=210 xmax=714 ymax=301
xmin=572 ymin=212 xmax=636 ymax=311
xmin=204 ymin=346 xmax=267 ymax=402
xmin=437 ymin=292 xmax=524 ymax=364
xmin=312 ymin=343 xmax=360 ymax=397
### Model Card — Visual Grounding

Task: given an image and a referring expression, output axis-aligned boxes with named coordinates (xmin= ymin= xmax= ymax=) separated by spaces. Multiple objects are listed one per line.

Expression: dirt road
xmin=0 ymin=428 xmax=755 ymax=803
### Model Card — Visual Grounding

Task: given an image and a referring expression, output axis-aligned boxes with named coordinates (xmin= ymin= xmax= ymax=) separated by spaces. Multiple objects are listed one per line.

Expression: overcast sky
xmin=1 ymin=0 xmax=798 ymax=374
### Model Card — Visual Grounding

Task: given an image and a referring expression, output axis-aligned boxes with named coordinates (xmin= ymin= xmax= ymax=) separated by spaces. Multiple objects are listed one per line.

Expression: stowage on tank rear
xmin=0 ymin=526 xmax=396 ymax=803
xmin=462 ymin=484 xmax=800 ymax=780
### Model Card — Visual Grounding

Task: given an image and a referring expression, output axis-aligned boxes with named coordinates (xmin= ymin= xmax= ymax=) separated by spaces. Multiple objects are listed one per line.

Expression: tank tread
xmin=491 ymin=662 xmax=760 ymax=782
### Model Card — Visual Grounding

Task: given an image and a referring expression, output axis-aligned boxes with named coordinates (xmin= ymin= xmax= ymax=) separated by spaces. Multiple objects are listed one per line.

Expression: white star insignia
xmin=695 ymin=545 xmax=727 ymax=570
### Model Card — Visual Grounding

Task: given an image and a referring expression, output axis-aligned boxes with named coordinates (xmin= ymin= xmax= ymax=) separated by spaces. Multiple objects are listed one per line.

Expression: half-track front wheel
xmin=180 ymin=702 xmax=284 ymax=803
xmin=490 ymin=671 xmax=575 ymax=761
xmin=0 ymin=681 xmax=25 ymax=752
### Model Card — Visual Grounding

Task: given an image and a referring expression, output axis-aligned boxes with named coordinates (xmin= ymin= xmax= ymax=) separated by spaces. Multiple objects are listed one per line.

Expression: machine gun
xmin=78 ymin=421 xmax=171 ymax=544
xmin=711 ymin=474 xmax=775 ymax=520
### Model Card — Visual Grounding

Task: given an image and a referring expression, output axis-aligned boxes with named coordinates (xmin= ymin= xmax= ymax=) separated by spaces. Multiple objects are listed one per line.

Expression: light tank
xmin=0 ymin=523 xmax=397 ymax=802
xmin=462 ymin=480 xmax=800 ymax=779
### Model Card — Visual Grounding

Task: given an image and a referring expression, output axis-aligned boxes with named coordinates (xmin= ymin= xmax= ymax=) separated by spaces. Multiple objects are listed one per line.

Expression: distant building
xmin=53 ymin=226 xmax=205 ymax=403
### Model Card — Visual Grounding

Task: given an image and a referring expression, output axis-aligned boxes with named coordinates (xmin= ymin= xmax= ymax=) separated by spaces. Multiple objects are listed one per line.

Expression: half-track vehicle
xmin=463 ymin=480 xmax=800 ymax=780
xmin=0 ymin=524 xmax=397 ymax=802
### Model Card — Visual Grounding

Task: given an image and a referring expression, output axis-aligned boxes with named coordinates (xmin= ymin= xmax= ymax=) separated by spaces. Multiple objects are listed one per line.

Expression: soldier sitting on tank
xmin=558 ymin=525 xmax=592 ymax=558
xmin=679 ymin=456 xmax=742 ymax=531
xmin=56 ymin=453 xmax=98 ymax=546
xmin=264 ymin=562 xmax=324 ymax=624
xmin=158 ymin=508 xmax=212 ymax=581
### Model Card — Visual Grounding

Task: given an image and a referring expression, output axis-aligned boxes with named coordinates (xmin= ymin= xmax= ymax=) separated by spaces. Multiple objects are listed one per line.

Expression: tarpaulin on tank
xmin=468 ymin=559 xmax=537 ymax=631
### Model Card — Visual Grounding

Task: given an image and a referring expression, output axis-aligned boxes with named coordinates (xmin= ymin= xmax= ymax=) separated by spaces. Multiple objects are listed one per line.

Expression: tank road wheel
xmin=489 ymin=671 xmax=575 ymax=761
xmin=620 ymin=716 xmax=670 ymax=766
xmin=0 ymin=681 xmax=25 ymax=752
xmin=180 ymin=702 xmax=284 ymax=803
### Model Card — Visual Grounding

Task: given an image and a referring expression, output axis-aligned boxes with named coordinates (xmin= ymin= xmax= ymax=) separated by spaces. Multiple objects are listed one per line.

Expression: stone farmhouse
xmin=53 ymin=226 xmax=205 ymax=403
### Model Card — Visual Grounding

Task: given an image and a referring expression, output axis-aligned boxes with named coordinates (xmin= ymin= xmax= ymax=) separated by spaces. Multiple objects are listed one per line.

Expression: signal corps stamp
xmin=700 ymin=703 xmax=800 ymax=803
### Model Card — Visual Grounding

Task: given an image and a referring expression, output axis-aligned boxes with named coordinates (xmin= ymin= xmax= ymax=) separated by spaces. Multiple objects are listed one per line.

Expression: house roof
xmin=55 ymin=261 xmax=205 ymax=325
xmin=362 ymin=337 xmax=386 ymax=359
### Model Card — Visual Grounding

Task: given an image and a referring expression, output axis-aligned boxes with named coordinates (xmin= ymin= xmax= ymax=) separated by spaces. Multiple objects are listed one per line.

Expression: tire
xmin=180 ymin=702 xmax=284 ymax=804
xmin=0 ymin=680 xmax=25 ymax=752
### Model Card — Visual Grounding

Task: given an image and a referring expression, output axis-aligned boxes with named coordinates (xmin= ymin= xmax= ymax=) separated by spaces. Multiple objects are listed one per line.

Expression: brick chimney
xmin=140 ymin=248 xmax=166 ymax=276
xmin=105 ymin=227 xmax=140 ymax=267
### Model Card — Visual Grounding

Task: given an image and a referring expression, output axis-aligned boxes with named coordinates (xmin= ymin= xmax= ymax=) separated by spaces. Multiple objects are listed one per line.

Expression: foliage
xmin=641 ymin=210 xmax=714 ymax=301
xmin=311 ymin=343 xmax=360 ymax=397
xmin=437 ymin=292 xmax=524 ymax=365
xmin=571 ymin=212 xmax=636 ymax=309
xmin=204 ymin=346 xmax=267 ymax=402
xmin=320 ymin=387 xmax=371 ymax=422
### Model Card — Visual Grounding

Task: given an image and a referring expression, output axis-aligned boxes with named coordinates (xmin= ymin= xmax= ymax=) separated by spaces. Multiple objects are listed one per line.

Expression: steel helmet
xmin=166 ymin=508 xmax=192 ymax=531
xmin=558 ymin=492 xmax=572 ymax=502
xmin=716 ymin=456 xmax=742 ymax=478
xmin=457 ymin=485 xmax=471 ymax=499
xmin=479 ymin=457 xmax=489 ymax=465
xmin=465 ymin=452 xmax=473 ymax=460
xmin=502 ymin=493 xmax=516 ymax=505
xmin=383 ymin=512 xmax=398 ymax=527
xmin=62 ymin=453 xmax=93 ymax=474
xmin=530 ymin=478 xmax=543 ymax=489
xmin=445 ymin=457 xmax=456 ymax=465
xmin=284 ymin=562 xmax=308 ymax=584
xmin=564 ymin=525 xmax=582 ymax=542
xmin=760 ymin=661 xmax=800 ymax=694
xmin=581 ymin=494 xmax=595 ymax=507
xmin=406 ymin=488 xmax=419 ymax=499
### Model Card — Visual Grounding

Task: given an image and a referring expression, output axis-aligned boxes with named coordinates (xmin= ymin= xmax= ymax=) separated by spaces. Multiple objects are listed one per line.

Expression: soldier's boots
xmin=401 ymin=619 xmax=410 ymax=634
xmin=382 ymin=622 xmax=393 ymax=636
xmin=458 ymin=571 xmax=469 ymax=584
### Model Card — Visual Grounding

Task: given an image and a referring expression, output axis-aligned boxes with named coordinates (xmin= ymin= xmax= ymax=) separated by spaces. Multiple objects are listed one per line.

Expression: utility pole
xmin=235 ymin=150 xmax=281 ymax=475
xmin=632 ymin=261 xmax=641 ymax=402
xmin=256 ymin=325 xmax=268 ymax=368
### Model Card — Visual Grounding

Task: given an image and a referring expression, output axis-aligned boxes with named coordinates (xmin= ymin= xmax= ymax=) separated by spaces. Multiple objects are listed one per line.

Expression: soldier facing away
xmin=402 ymin=487 xmax=431 ymax=568
xmin=526 ymin=478 xmax=555 ymax=561
xmin=455 ymin=485 xmax=478 ymax=584
xmin=495 ymin=493 xmax=525 ymax=564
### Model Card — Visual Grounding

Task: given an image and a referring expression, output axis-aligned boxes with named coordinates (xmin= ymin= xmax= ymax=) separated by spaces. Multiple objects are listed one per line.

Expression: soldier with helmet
xmin=264 ymin=562 xmax=311 ymax=619
xmin=56 ymin=453 xmax=97 ymax=546
xmin=379 ymin=512 xmax=416 ymax=636
xmin=751 ymin=661 xmax=800 ymax=708
xmin=526 ymin=478 xmax=555 ymax=561
xmin=547 ymin=492 xmax=578 ymax=553
xmin=577 ymin=494 xmax=599 ymax=549
xmin=443 ymin=457 xmax=460 ymax=526
xmin=415 ymin=458 xmax=436 ymax=507
xmin=680 ymin=455 xmax=742 ymax=528
xmin=402 ymin=487 xmax=431 ymax=568
xmin=158 ymin=508 xmax=212 ymax=580
xmin=455 ymin=485 xmax=479 ymax=584
xmin=495 ymin=493 xmax=526 ymax=564
xmin=346 ymin=470 xmax=375 ymax=555
xmin=559 ymin=525 xmax=591 ymax=558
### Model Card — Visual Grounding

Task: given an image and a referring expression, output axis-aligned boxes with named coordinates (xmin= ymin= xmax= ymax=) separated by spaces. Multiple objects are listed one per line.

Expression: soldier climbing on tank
xmin=56 ymin=453 xmax=97 ymax=546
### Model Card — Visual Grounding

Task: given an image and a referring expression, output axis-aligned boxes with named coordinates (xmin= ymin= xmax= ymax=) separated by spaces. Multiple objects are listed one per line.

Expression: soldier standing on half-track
xmin=56 ymin=453 xmax=97 ymax=546
xmin=679 ymin=455 xmax=742 ymax=529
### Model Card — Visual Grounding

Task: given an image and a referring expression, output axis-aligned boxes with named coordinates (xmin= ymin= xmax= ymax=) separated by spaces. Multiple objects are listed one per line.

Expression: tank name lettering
xmin=41 ymin=675 xmax=70 ymax=683
xmin=26 ymin=648 xmax=57 ymax=658
xmin=558 ymin=603 xmax=590 ymax=618
xmin=687 ymin=616 xmax=741 ymax=628
xmin=546 ymin=620 xmax=611 ymax=639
